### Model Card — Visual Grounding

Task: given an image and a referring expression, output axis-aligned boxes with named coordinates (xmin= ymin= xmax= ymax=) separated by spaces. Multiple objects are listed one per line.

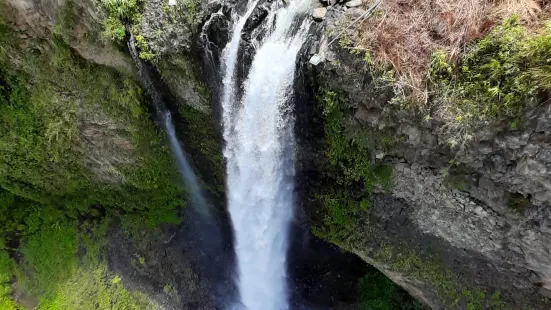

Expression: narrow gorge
xmin=0 ymin=0 xmax=550 ymax=309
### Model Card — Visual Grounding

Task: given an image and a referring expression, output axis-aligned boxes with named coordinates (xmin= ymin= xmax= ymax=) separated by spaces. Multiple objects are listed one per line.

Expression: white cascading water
xmin=220 ymin=1 xmax=313 ymax=309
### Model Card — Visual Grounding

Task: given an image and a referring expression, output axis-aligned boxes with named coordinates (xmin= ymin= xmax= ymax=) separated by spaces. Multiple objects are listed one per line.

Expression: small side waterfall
xmin=127 ymin=34 xmax=208 ymax=214
xmin=220 ymin=1 xmax=314 ymax=309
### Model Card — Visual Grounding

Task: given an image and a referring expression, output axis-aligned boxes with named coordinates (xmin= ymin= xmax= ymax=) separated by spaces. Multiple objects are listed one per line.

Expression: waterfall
xmin=220 ymin=1 xmax=313 ymax=309
xmin=127 ymin=34 xmax=208 ymax=214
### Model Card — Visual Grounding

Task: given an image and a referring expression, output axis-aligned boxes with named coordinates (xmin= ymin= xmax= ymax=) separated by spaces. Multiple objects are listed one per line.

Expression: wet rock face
xmin=391 ymin=163 xmax=551 ymax=304
xmin=300 ymin=14 xmax=551 ymax=308
xmin=2 ymin=0 xmax=134 ymax=73
xmin=79 ymin=108 xmax=136 ymax=183
xmin=139 ymin=0 xmax=203 ymax=56
xmin=107 ymin=222 xmax=217 ymax=310
xmin=288 ymin=204 xmax=370 ymax=309
xmin=349 ymin=193 xmax=546 ymax=309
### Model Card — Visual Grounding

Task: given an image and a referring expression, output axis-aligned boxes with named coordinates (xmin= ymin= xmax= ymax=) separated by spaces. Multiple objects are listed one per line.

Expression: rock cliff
xmin=300 ymin=2 xmax=551 ymax=309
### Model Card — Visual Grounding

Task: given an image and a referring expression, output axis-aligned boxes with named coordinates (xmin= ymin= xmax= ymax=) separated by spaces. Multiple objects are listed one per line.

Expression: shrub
xmin=102 ymin=0 xmax=140 ymax=20
xmin=102 ymin=17 xmax=126 ymax=42
xmin=0 ymin=251 xmax=17 ymax=310
xmin=431 ymin=17 xmax=551 ymax=149
xmin=100 ymin=0 xmax=143 ymax=44
xmin=134 ymin=35 xmax=156 ymax=60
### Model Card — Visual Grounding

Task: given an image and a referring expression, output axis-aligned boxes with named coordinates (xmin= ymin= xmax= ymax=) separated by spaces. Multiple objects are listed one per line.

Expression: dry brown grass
xmin=492 ymin=0 xmax=542 ymax=23
xmin=348 ymin=0 xmax=547 ymax=103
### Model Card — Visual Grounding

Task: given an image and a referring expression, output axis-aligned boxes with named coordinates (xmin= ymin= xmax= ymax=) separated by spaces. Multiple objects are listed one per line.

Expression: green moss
xmin=16 ymin=222 xmax=78 ymax=302
xmin=0 ymin=189 xmax=42 ymax=239
xmin=319 ymin=88 xmax=394 ymax=189
xmin=507 ymin=193 xmax=530 ymax=214
xmin=163 ymin=283 xmax=177 ymax=296
xmin=15 ymin=219 xmax=155 ymax=309
xmin=155 ymin=54 xmax=223 ymax=194
xmin=374 ymin=243 xmax=504 ymax=309
xmin=430 ymin=16 xmax=551 ymax=148
xmin=52 ymin=0 xmax=77 ymax=39
xmin=156 ymin=55 xmax=210 ymax=109
xmin=177 ymin=104 xmax=225 ymax=197
xmin=312 ymin=195 xmax=364 ymax=244
xmin=0 ymin=20 xmax=183 ymax=236
xmin=0 ymin=3 xmax=206 ymax=308
xmin=53 ymin=250 xmax=154 ymax=308
xmin=0 ymin=250 xmax=18 ymax=309
xmin=312 ymin=84 xmax=395 ymax=243
xmin=357 ymin=271 xmax=425 ymax=310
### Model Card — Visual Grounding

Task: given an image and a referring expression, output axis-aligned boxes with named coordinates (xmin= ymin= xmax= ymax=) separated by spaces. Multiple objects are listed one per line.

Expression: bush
xmin=102 ymin=0 xmax=140 ymax=20
xmin=0 ymin=251 xmax=17 ymax=310
xmin=102 ymin=17 xmax=126 ymax=42
xmin=431 ymin=16 xmax=551 ymax=149
xmin=135 ymin=35 xmax=156 ymax=60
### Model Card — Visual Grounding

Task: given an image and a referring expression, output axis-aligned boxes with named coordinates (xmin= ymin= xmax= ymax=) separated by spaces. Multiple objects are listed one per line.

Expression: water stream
xmin=220 ymin=1 xmax=313 ymax=308
xmin=127 ymin=34 xmax=208 ymax=215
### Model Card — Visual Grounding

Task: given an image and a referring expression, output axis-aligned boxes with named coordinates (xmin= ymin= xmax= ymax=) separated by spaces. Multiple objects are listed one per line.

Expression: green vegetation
xmin=312 ymin=85 xmax=394 ymax=244
xmin=16 ymin=222 xmax=78 ymax=303
xmin=374 ymin=243 xmax=504 ymax=309
xmin=163 ymin=283 xmax=176 ymax=296
xmin=313 ymin=196 xmax=366 ymax=244
xmin=99 ymin=0 xmax=162 ymax=62
xmin=160 ymin=0 xmax=203 ymax=31
xmin=177 ymin=104 xmax=225 ymax=198
xmin=102 ymin=0 xmax=142 ymax=21
xmin=319 ymin=89 xmax=394 ymax=191
xmin=0 ymin=21 xmax=183 ymax=238
xmin=507 ymin=193 xmax=530 ymax=214
xmin=102 ymin=16 xmax=126 ymax=43
xmin=357 ymin=271 xmax=425 ymax=310
xmin=0 ymin=250 xmax=18 ymax=310
xmin=11 ymin=219 xmax=156 ymax=309
xmin=100 ymin=0 xmax=151 ymax=58
xmin=0 ymin=11 xmax=186 ymax=306
xmin=155 ymin=54 xmax=224 ymax=197
xmin=134 ymin=34 xmax=156 ymax=61
xmin=430 ymin=16 xmax=551 ymax=149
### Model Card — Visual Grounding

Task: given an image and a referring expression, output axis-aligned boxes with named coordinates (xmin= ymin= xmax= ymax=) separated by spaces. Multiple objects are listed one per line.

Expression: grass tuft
xmin=431 ymin=17 xmax=551 ymax=149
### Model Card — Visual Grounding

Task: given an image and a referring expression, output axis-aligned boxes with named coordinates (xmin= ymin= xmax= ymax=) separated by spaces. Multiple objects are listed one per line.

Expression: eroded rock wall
xmin=301 ymin=6 xmax=551 ymax=309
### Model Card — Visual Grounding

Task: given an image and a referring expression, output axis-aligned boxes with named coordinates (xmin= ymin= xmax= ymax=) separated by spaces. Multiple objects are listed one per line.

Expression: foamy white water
xmin=220 ymin=1 xmax=313 ymax=309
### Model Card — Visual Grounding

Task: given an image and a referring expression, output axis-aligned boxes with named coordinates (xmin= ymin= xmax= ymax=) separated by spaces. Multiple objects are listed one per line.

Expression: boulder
xmin=312 ymin=7 xmax=327 ymax=21
xmin=345 ymin=0 xmax=363 ymax=8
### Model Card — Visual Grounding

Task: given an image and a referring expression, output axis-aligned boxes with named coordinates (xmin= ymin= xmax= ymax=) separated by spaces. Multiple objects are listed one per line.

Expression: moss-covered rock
xmin=0 ymin=22 xmax=183 ymax=215
xmin=0 ymin=0 xmax=226 ymax=306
